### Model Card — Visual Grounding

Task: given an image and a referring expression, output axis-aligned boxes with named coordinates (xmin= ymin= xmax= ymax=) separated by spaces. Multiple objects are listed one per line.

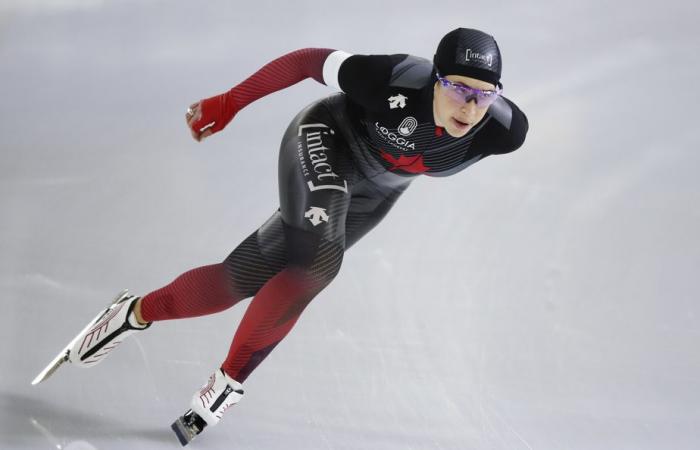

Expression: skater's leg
xmin=222 ymin=220 xmax=345 ymax=382
xmin=222 ymin=99 xmax=354 ymax=382
xmin=64 ymin=216 xmax=287 ymax=370
xmin=218 ymin=155 xmax=412 ymax=378
xmin=220 ymin=159 xmax=410 ymax=383
xmin=343 ymin=177 xmax=411 ymax=251
xmin=218 ymin=171 xmax=414 ymax=375
xmin=139 ymin=222 xmax=286 ymax=322
xmin=138 ymin=263 xmax=245 ymax=322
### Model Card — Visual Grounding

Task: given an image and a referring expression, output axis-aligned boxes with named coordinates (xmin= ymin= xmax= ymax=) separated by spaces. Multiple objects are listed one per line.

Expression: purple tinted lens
xmin=439 ymin=79 xmax=500 ymax=107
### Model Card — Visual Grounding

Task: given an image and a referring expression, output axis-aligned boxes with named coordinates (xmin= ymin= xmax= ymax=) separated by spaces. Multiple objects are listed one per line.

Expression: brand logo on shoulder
xmin=398 ymin=116 xmax=417 ymax=136
xmin=388 ymin=94 xmax=408 ymax=109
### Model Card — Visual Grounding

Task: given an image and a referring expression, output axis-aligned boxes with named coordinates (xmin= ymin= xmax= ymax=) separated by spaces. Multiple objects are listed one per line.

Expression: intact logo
xmin=465 ymin=48 xmax=493 ymax=67
xmin=388 ymin=94 xmax=407 ymax=109
xmin=297 ymin=123 xmax=348 ymax=194
xmin=397 ymin=117 xmax=417 ymax=136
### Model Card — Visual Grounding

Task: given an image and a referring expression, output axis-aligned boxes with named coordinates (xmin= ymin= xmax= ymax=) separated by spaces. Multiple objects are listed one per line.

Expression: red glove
xmin=188 ymin=90 xmax=240 ymax=140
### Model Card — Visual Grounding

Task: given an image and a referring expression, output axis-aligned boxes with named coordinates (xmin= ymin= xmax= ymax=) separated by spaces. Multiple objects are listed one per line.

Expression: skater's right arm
xmin=187 ymin=48 xmax=335 ymax=141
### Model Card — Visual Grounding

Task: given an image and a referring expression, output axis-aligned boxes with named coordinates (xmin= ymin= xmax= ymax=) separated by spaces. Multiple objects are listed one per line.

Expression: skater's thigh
xmin=277 ymin=99 xmax=357 ymax=248
xmin=344 ymin=178 xmax=411 ymax=250
xmin=224 ymin=210 xmax=288 ymax=298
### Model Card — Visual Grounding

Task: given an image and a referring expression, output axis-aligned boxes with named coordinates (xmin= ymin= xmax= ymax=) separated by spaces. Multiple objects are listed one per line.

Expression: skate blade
xmin=171 ymin=417 xmax=198 ymax=447
xmin=31 ymin=289 xmax=130 ymax=385
xmin=31 ymin=350 xmax=69 ymax=385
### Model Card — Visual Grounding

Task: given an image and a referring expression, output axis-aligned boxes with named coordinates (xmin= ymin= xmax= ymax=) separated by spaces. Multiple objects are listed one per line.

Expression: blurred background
xmin=1 ymin=0 xmax=699 ymax=449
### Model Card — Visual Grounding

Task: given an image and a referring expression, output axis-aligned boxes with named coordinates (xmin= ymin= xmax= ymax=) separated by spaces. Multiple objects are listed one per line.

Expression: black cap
xmin=433 ymin=28 xmax=502 ymax=86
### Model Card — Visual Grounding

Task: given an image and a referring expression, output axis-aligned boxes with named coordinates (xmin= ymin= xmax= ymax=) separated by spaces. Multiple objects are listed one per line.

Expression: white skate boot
xmin=171 ymin=368 xmax=244 ymax=446
xmin=68 ymin=290 xmax=150 ymax=367
xmin=32 ymin=289 xmax=151 ymax=385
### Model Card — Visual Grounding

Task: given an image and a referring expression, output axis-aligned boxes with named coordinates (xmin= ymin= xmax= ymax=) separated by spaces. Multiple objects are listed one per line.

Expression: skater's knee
xmin=282 ymin=234 xmax=342 ymax=294
xmin=282 ymin=223 xmax=343 ymax=282
xmin=224 ymin=228 xmax=286 ymax=298
xmin=288 ymin=245 xmax=343 ymax=291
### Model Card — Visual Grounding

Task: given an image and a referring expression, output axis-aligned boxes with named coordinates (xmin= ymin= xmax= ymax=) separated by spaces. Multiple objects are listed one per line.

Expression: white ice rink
xmin=2 ymin=1 xmax=699 ymax=449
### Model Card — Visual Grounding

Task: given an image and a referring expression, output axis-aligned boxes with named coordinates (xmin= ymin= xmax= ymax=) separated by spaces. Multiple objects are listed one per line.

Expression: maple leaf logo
xmin=379 ymin=150 xmax=429 ymax=174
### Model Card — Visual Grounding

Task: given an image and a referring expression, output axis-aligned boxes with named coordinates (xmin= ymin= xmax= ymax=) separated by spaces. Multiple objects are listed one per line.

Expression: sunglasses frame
xmin=436 ymin=72 xmax=503 ymax=108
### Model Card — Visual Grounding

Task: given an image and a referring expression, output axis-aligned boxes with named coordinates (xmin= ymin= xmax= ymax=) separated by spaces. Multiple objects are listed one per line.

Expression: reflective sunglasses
xmin=436 ymin=72 xmax=502 ymax=108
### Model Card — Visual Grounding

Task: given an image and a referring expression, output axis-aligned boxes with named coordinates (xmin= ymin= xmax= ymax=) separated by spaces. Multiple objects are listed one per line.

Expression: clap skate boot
xmin=32 ymin=289 xmax=151 ymax=384
xmin=171 ymin=368 xmax=245 ymax=446
xmin=68 ymin=290 xmax=150 ymax=367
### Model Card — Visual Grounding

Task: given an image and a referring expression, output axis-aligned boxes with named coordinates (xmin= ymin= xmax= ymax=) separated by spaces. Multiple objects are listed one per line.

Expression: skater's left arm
xmin=470 ymin=95 xmax=529 ymax=155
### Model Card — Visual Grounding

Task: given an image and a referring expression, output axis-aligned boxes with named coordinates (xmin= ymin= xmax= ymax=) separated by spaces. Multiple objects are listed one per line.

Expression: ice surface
xmin=2 ymin=1 xmax=700 ymax=449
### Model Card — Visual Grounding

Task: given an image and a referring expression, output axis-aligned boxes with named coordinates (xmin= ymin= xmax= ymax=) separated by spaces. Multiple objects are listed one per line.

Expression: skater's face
xmin=433 ymin=74 xmax=497 ymax=138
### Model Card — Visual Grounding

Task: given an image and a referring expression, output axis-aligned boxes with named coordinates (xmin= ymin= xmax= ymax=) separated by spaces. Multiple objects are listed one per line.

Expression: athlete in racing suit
xmin=69 ymin=29 xmax=529 ymax=438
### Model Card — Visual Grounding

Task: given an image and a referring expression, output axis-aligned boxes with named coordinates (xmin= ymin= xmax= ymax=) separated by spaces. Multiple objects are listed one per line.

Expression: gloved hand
xmin=185 ymin=90 xmax=240 ymax=142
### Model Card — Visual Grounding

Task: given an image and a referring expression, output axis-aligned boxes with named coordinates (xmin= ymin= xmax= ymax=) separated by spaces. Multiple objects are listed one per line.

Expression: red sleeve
xmin=229 ymin=47 xmax=334 ymax=110
xmin=191 ymin=48 xmax=334 ymax=137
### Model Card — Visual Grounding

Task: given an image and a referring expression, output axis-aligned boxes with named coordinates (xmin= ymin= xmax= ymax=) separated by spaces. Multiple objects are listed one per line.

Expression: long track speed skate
xmin=171 ymin=409 xmax=208 ymax=446
xmin=171 ymin=368 xmax=245 ymax=446
xmin=31 ymin=289 xmax=147 ymax=385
